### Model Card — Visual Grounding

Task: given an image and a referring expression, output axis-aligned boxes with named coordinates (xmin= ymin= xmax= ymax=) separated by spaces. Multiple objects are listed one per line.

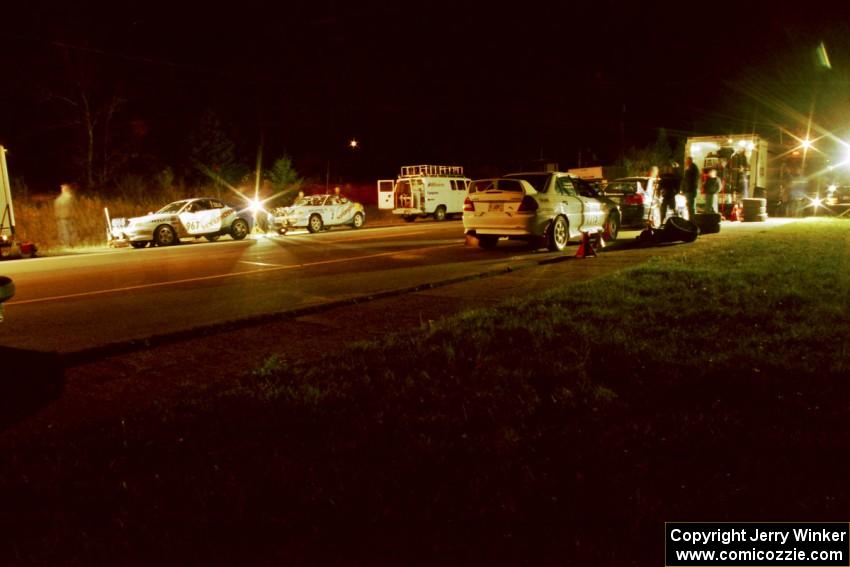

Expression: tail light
xmin=464 ymin=197 xmax=475 ymax=212
xmin=624 ymin=193 xmax=645 ymax=206
xmin=517 ymin=196 xmax=538 ymax=212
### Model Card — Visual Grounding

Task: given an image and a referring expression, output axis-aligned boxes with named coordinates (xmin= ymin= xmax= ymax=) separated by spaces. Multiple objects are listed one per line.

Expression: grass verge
xmin=2 ymin=219 xmax=849 ymax=565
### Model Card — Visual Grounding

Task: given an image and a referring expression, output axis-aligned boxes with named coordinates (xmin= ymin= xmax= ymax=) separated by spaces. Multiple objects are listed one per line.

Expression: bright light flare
xmin=349 ymin=139 xmax=359 ymax=148
xmin=801 ymin=138 xmax=813 ymax=150
xmin=249 ymin=199 xmax=263 ymax=213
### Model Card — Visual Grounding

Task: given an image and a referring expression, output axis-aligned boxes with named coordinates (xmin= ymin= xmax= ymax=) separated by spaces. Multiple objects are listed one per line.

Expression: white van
xmin=377 ymin=165 xmax=471 ymax=222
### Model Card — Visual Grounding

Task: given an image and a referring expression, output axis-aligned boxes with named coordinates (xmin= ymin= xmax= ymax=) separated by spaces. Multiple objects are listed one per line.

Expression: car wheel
xmin=477 ymin=235 xmax=499 ymax=249
xmin=433 ymin=206 xmax=447 ymax=221
xmin=205 ymin=234 xmax=220 ymax=242
xmin=308 ymin=214 xmax=323 ymax=233
xmin=130 ymin=241 xmax=148 ymax=249
xmin=547 ymin=216 xmax=569 ymax=252
xmin=153 ymin=224 xmax=177 ymax=246
xmin=230 ymin=219 xmax=249 ymax=240
xmin=604 ymin=212 xmax=620 ymax=242
xmin=403 ymin=215 xmax=417 ymax=223
xmin=351 ymin=212 xmax=365 ymax=229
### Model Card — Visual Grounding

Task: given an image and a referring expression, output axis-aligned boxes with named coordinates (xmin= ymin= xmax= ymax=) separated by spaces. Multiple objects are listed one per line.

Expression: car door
xmin=207 ymin=198 xmax=231 ymax=229
xmin=451 ymin=179 xmax=467 ymax=213
xmin=336 ymin=197 xmax=355 ymax=224
xmin=574 ymin=178 xmax=605 ymax=231
xmin=553 ymin=176 xmax=584 ymax=238
xmin=178 ymin=199 xmax=211 ymax=236
xmin=325 ymin=195 xmax=339 ymax=223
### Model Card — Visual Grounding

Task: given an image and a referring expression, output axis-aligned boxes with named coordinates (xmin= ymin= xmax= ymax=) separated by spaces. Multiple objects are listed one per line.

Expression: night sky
xmin=2 ymin=1 xmax=849 ymax=188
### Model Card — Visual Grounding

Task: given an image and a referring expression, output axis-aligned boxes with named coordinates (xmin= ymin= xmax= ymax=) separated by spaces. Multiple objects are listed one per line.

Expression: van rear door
xmin=377 ymin=179 xmax=394 ymax=209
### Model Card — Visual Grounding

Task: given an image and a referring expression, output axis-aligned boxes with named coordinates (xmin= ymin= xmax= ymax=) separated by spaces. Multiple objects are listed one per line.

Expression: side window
xmin=208 ymin=199 xmax=225 ymax=209
xmin=187 ymin=200 xmax=208 ymax=212
xmin=575 ymin=179 xmax=597 ymax=198
xmin=450 ymin=180 xmax=458 ymax=191
xmin=556 ymin=177 xmax=577 ymax=197
xmin=456 ymin=179 xmax=467 ymax=192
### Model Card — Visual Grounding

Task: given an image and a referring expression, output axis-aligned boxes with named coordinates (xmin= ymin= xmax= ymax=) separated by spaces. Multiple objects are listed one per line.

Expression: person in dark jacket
xmin=681 ymin=156 xmax=700 ymax=219
xmin=727 ymin=147 xmax=750 ymax=200
xmin=658 ymin=172 xmax=680 ymax=221
xmin=703 ymin=168 xmax=721 ymax=214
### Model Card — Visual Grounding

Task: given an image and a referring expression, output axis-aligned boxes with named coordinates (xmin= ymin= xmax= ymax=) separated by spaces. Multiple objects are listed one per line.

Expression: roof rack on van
xmin=400 ymin=165 xmax=464 ymax=177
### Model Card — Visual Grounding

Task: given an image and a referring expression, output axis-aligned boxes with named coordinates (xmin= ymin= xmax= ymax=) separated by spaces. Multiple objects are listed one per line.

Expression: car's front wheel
xmin=351 ymin=212 xmax=365 ymax=229
xmin=205 ymin=234 xmax=220 ymax=242
xmin=433 ymin=206 xmax=447 ymax=221
xmin=547 ymin=216 xmax=569 ymax=252
xmin=153 ymin=224 xmax=178 ymax=246
xmin=403 ymin=215 xmax=417 ymax=223
xmin=308 ymin=214 xmax=323 ymax=233
xmin=230 ymin=219 xmax=249 ymax=240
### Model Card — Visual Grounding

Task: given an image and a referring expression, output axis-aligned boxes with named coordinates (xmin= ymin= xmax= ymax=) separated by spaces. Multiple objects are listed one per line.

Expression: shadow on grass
xmin=0 ymin=347 xmax=64 ymax=429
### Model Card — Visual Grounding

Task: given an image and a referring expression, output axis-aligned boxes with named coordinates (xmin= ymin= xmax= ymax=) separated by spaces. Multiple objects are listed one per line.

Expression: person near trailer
xmin=658 ymin=162 xmax=681 ymax=221
xmin=645 ymin=165 xmax=661 ymax=225
xmin=727 ymin=146 xmax=750 ymax=201
xmin=681 ymin=156 xmax=700 ymax=219
xmin=703 ymin=169 xmax=721 ymax=214
xmin=788 ymin=169 xmax=807 ymax=217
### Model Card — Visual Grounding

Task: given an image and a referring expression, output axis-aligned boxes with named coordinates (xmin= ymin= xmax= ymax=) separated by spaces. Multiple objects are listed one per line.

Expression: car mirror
xmin=0 ymin=276 xmax=15 ymax=323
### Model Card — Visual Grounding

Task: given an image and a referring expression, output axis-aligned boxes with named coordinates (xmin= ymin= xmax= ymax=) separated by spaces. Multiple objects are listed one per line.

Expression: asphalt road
xmin=0 ymin=221 xmax=571 ymax=353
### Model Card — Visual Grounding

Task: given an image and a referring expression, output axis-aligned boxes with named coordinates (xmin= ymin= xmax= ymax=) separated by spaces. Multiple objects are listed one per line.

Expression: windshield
xmin=156 ymin=200 xmax=189 ymax=214
xmin=503 ymin=173 xmax=551 ymax=193
xmin=605 ymin=181 xmax=638 ymax=194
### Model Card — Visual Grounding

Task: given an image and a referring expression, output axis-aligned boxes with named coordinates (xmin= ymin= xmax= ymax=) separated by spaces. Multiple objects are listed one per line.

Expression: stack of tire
xmin=741 ymin=198 xmax=768 ymax=222
xmin=692 ymin=213 xmax=721 ymax=234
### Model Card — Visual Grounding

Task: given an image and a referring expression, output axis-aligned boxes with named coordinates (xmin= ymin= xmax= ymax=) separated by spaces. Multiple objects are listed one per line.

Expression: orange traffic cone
xmin=575 ymin=231 xmax=597 ymax=259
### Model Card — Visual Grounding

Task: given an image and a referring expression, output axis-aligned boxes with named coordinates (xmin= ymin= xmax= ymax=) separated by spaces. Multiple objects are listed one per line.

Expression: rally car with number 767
xmin=109 ymin=197 xmax=253 ymax=248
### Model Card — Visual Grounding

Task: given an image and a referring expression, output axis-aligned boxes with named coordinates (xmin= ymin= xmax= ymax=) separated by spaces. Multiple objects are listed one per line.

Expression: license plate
xmin=489 ymin=203 xmax=503 ymax=212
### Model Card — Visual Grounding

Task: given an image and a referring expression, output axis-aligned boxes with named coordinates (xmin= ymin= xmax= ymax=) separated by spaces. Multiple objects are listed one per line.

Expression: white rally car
xmin=463 ymin=172 xmax=620 ymax=251
xmin=271 ymin=194 xmax=366 ymax=234
xmin=110 ymin=198 xmax=252 ymax=248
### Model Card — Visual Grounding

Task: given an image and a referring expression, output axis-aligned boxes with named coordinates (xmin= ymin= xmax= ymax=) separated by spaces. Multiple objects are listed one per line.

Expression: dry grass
xmin=12 ymin=187 xmax=225 ymax=252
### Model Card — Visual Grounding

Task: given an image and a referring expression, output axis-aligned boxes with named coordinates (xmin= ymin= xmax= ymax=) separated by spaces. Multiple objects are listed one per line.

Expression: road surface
xmin=0 ymin=221 xmax=571 ymax=353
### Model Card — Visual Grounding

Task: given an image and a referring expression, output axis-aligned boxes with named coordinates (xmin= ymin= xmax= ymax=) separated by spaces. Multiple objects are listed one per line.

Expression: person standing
xmin=54 ymin=182 xmax=77 ymax=247
xmin=728 ymin=146 xmax=750 ymax=201
xmin=681 ymin=156 xmax=700 ymax=219
xmin=658 ymin=165 xmax=680 ymax=222
xmin=703 ymin=169 xmax=721 ymax=214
